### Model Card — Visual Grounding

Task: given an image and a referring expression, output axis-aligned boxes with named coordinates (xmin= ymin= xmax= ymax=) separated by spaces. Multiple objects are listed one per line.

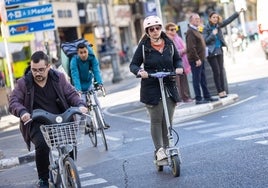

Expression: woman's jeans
xmin=146 ymin=97 xmax=176 ymax=151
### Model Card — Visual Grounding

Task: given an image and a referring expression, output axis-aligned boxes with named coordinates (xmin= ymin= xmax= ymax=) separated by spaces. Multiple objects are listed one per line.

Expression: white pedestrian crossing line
xmin=235 ymin=132 xmax=268 ymax=141
xmin=80 ymin=172 xmax=95 ymax=178
xmin=175 ymin=120 xmax=205 ymax=127
xmin=179 ymin=120 xmax=268 ymax=146
xmin=198 ymin=124 xmax=237 ymax=133
xmin=183 ymin=122 xmax=219 ymax=130
xmin=215 ymin=126 xmax=268 ymax=137
xmin=81 ymin=178 xmax=107 ymax=187
xmin=255 ymin=140 xmax=268 ymax=145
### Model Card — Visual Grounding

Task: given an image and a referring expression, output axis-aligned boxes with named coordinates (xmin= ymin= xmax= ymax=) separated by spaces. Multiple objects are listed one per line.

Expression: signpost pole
xmin=0 ymin=0 xmax=14 ymax=90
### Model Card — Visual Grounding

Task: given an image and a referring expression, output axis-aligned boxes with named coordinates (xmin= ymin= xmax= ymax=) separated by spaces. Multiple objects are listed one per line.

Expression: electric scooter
xmin=149 ymin=72 xmax=182 ymax=177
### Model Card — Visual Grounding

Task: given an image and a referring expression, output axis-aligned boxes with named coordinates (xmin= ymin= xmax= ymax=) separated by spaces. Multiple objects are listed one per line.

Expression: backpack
xmin=60 ymin=38 xmax=93 ymax=77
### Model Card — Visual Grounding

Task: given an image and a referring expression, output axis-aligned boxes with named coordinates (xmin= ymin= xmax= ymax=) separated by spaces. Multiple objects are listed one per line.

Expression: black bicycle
xmin=83 ymin=85 xmax=108 ymax=151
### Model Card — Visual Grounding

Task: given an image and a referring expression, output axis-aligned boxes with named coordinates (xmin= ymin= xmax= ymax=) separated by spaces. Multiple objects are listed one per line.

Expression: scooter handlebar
xmin=148 ymin=72 xmax=176 ymax=78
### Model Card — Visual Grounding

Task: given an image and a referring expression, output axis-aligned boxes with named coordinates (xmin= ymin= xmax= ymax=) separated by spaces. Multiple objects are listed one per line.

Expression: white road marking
xmin=183 ymin=122 xmax=219 ymax=130
xmin=235 ymin=132 xmax=268 ymax=141
xmin=81 ymin=178 xmax=107 ymax=187
xmin=215 ymin=126 xmax=268 ymax=137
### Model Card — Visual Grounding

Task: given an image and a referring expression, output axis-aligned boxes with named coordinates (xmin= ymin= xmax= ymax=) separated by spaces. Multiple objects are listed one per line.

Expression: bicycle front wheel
xmin=87 ymin=111 xmax=97 ymax=147
xmin=93 ymin=106 xmax=108 ymax=151
xmin=62 ymin=156 xmax=81 ymax=188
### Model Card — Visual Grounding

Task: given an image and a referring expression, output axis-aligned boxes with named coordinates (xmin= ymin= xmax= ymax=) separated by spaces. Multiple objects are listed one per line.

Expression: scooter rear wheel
xmin=156 ymin=165 xmax=163 ymax=172
xmin=171 ymin=155 xmax=181 ymax=177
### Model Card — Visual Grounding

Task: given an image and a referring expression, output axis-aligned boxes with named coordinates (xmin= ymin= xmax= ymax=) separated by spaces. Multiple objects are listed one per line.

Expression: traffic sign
xmin=9 ymin=19 xmax=55 ymax=36
xmin=7 ymin=4 xmax=53 ymax=21
xmin=5 ymin=0 xmax=37 ymax=7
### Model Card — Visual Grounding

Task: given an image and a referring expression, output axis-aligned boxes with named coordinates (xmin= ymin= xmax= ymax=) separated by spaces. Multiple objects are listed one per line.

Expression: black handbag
xmin=209 ymin=47 xmax=222 ymax=57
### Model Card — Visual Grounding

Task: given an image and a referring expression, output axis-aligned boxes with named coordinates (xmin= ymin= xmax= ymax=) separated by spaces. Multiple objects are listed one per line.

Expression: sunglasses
xmin=169 ymin=28 xmax=176 ymax=32
xmin=148 ymin=26 xmax=161 ymax=32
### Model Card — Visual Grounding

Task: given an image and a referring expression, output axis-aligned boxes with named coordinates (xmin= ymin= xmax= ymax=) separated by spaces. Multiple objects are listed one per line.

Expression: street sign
xmin=9 ymin=19 xmax=55 ymax=36
xmin=4 ymin=0 xmax=37 ymax=7
xmin=7 ymin=4 xmax=53 ymax=21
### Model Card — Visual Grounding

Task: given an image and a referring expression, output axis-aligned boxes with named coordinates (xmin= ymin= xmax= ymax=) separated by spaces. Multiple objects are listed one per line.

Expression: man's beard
xmin=34 ymin=75 xmax=45 ymax=82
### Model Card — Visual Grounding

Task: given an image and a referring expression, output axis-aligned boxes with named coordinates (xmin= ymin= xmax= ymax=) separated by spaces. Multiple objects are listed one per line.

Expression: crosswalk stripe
xmin=183 ymin=122 xmax=219 ymax=130
xmin=104 ymin=135 xmax=121 ymax=141
xmin=198 ymin=124 xmax=236 ymax=133
xmin=255 ymin=140 xmax=268 ymax=145
xmin=235 ymin=132 xmax=268 ymax=141
xmin=215 ymin=126 xmax=268 ymax=137
xmin=175 ymin=120 xmax=205 ymax=127
xmin=81 ymin=178 xmax=107 ymax=187
xmin=80 ymin=172 xmax=95 ymax=178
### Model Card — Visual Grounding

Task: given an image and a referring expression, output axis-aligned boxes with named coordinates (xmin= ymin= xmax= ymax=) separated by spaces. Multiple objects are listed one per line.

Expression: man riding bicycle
xmin=70 ymin=42 xmax=110 ymax=129
xmin=8 ymin=51 xmax=88 ymax=188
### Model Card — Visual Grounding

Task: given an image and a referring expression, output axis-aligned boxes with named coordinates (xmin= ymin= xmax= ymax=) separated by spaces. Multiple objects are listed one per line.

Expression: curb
xmin=174 ymin=94 xmax=239 ymax=123
xmin=0 ymin=151 xmax=35 ymax=169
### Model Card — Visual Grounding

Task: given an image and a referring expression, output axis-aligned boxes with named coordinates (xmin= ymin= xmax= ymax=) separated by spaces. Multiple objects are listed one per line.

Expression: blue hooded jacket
xmin=70 ymin=46 xmax=103 ymax=91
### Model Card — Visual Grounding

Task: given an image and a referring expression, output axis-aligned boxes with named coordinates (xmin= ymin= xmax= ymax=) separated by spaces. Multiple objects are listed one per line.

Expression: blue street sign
xmin=5 ymin=0 xmax=37 ymax=7
xmin=7 ymin=4 xmax=53 ymax=21
xmin=9 ymin=19 xmax=55 ymax=36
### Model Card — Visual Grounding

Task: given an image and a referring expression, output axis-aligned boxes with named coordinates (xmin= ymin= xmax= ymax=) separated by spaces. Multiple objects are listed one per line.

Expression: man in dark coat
xmin=8 ymin=51 xmax=87 ymax=187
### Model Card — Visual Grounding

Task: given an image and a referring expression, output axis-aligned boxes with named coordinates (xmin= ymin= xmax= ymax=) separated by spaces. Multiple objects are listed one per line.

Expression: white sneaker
xmin=156 ymin=147 xmax=167 ymax=161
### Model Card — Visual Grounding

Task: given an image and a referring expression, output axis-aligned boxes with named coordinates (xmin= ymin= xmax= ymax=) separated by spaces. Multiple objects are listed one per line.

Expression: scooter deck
xmin=154 ymin=159 xmax=169 ymax=166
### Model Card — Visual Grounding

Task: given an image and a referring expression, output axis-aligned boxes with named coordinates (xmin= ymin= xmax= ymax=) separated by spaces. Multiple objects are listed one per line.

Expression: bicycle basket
xmin=40 ymin=120 xmax=86 ymax=149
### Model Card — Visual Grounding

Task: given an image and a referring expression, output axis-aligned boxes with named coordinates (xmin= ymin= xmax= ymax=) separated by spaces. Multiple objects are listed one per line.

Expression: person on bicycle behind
xmin=8 ymin=51 xmax=88 ymax=188
xmin=70 ymin=42 xmax=110 ymax=129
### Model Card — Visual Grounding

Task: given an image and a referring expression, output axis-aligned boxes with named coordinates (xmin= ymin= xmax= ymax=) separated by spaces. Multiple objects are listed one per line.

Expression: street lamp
xmin=103 ymin=0 xmax=123 ymax=83
xmin=221 ymin=0 xmax=236 ymax=63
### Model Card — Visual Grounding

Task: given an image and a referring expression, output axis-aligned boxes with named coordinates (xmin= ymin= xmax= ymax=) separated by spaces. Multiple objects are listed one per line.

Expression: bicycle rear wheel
xmin=63 ymin=156 xmax=81 ymax=188
xmin=94 ymin=106 xmax=108 ymax=151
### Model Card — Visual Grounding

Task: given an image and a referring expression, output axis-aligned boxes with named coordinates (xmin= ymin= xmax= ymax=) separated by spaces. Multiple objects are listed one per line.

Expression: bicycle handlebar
xmin=81 ymin=85 xmax=106 ymax=97
xmin=25 ymin=107 xmax=83 ymax=125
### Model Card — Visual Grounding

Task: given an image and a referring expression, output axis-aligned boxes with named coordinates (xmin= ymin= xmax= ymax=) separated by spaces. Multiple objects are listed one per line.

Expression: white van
xmin=257 ymin=0 xmax=268 ymax=59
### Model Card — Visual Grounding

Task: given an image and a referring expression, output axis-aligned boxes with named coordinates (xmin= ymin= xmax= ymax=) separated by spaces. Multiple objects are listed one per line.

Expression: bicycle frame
xmin=83 ymin=86 xmax=108 ymax=150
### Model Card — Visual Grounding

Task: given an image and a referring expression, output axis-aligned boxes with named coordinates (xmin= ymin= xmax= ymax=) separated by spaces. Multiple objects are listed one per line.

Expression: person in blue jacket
xmin=70 ymin=42 xmax=110 ymax=129
xmin=70 ymin=42 xmax=103 ymax=92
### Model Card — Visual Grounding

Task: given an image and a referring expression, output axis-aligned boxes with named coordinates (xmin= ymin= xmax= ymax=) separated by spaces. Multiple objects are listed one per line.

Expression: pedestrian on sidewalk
xmin=8 ymin=51 xmax=88 ymax=188
xmin=129 ymin=15 xmax=183 ymax=161
xmin=186 ymin=13 xmax=218 ymax=105
xmin=203 ymin=8 xmax=245 ymax=98
xmin=165 ymin=22 xmax=193 ymax=103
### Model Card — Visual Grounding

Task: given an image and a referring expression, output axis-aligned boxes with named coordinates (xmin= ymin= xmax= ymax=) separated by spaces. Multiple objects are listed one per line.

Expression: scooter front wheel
xmin=171 ymin=155 xmax=181 ymax=177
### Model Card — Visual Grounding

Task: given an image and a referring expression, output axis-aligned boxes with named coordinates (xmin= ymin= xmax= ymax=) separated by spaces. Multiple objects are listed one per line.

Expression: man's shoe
xmin=37 ymin=179 xmax=49 ymax=188
xmin=204 ymin=97 xmax=219 ymax=102
xmin=195 ymin=100 xmax=209 ymax=105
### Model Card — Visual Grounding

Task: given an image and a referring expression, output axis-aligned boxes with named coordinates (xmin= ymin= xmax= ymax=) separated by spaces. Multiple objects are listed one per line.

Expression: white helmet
xmin=143 ymin=15 xmax=162 ymax=32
